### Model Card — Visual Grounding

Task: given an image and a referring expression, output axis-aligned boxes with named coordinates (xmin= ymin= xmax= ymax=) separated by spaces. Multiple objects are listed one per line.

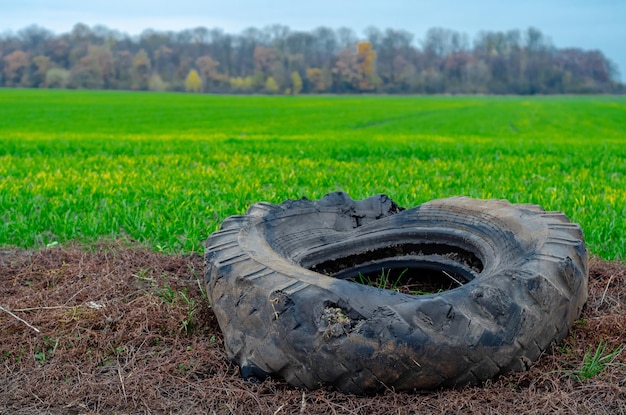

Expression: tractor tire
xmin=205 ymin=192 xmax=588 ymax=395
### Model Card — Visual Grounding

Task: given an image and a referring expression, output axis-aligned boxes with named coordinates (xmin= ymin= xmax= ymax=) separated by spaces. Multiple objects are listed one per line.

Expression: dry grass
xmin=1 ymin=242 xmax=625 ymax=414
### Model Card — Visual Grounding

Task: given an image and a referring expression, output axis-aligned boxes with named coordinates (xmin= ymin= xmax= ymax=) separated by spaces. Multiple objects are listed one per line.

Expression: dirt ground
xmin=1 ymin=242 xmax=624 ymax=414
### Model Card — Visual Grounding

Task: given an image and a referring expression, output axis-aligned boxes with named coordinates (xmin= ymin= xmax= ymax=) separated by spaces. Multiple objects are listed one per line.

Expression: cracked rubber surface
xmin=205 ymin=192 xmax=588 ymax=394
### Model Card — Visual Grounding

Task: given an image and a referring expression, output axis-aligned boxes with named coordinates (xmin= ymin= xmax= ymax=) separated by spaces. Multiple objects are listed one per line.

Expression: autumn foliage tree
xmin=131 ymin=49 xmax=151 ymax=90
xmin=306 ymin=67 xmax=326 ymax=92
xmin=356 ymin=41 xmax=377 ymax=90
xmin=333 ymin=47 xmax=359 ymax=92
xmin=3 ymin=50 xmax=29 ymax=86
xmin=72 ymin=44 xmax=114 ymax=89
xmin=196 ymin=56 xmax=225 ymax=92
xmin=45 ymin=68 xmax=70 ymax=88
xmin=184 ymin=69 xmax=202 ymax=92
xmin=148 ymin=73 xmax=168 ymax=91
xmin=264 ymin=76 xmax=279 ymax=93
xmin=291 ymin=71 xmax=302 ymax=95
xmin=31 ymin=55 xmax=51 ymax=87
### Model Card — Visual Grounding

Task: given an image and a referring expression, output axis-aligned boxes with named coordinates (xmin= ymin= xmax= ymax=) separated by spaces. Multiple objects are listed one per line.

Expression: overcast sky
xmin=2 ymin=0 xmax=625 ymax=81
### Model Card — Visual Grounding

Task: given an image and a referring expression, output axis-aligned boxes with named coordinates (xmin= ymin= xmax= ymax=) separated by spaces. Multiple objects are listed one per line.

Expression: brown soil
xmin=1 ymin=242 xmax=625 ymax=414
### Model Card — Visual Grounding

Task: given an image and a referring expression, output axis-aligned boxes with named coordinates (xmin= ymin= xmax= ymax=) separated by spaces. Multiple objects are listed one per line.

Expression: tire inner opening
xmin=309 ymin=243 xmax=482 ymax=295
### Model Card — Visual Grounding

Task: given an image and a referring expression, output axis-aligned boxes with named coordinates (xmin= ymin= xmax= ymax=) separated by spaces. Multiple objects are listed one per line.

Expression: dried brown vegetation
xmin=1 ymin=243 xmax=625 ymax=414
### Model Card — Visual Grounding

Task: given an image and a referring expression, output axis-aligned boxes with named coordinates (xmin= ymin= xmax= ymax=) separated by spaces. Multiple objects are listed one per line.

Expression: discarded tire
xmin=205 ymin=192 xmax=588 ymax=394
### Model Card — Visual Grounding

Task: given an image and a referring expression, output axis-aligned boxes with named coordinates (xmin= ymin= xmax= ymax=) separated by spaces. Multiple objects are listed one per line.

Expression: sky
xmin=2 ymin=0 xmax=625 ymax=81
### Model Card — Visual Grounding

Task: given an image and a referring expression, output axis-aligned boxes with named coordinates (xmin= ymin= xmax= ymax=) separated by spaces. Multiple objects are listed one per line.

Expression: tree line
xmin=1 ymin=23 xmax=622 ymax=95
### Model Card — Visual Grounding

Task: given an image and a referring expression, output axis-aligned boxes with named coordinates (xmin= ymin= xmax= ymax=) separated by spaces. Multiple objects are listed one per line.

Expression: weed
xmin=352 ymin=268 xmax=407 ymax=291
xmin=351 ymin=268 xmax=443 ymax=295
xmin=566 ymin=341 xmax=623 ymax=381
xmin=196 ymin=276 xmax=209 ymax=301
xmin=34 ymin=352 xmax=47 ymax=364
xmin=177 ymin=363 xmax=194 ymax=374
xmin=133 ymin=268 xmax=154 ymax=283
xmin=113 ymin=345 xmax=127 ymax=355
xmin=156 ymin=284 xmax=177 ymax=303
xmin=34 ymin=336 xmax=58 ymax=364
xmin=155 ymin=284 xmax=201 ymax=335
xmin=178 ymin=288 xmax=200 ymax=335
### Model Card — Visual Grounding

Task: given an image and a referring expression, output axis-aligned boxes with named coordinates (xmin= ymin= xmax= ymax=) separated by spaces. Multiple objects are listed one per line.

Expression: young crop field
xmin=0 ymin=89 xmax=625 ymax=259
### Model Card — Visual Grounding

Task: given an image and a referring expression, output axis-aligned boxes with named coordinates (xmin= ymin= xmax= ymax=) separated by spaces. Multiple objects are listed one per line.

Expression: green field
xmin=1 ymin=89 xmax=624 ymax=259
